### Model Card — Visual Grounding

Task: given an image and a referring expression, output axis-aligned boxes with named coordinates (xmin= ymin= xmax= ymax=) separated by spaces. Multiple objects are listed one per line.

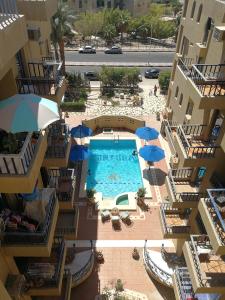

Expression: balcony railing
xmin=174 ymin=267 xmax=195 ymax=300
xmin=171 ymin=167 xmax=193 ymax=180
xmin=21 ymin=237 xmax=65 ymax=289
xmin=48 ymin=168 xmax=75 ymax=202
xmin=204 ymin=189 xmax=225 ymax=245
xmin=0 ymin=132 xmax=41 ymax=175
xmin=176 ymin=125 xmax=218 ymax=158
xmin=0 ymin=0 xmax=19 ymax=28
xmin=167 ymin=169 xmax=203 ymax=203
xmin=1 ymin=189 xmax=57 ymax=245
xmin=160 ymin=203 xmax=191 ymax=235
xmin=16 ymin=77 xmax=64 ymax=96
xmin=70 ymin=240 xmax=94 ymax=285
xmin=143 ymin=241 xmax=172 ymax=287
xmin=178 ymin=59 xmax=225 ymax=97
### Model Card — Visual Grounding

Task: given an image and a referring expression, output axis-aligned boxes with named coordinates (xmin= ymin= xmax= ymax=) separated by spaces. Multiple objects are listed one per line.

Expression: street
xmin=66 ymin=66 xmax=171 ymax=75
xmin=65 ymin=51 xmax=174 ymax=65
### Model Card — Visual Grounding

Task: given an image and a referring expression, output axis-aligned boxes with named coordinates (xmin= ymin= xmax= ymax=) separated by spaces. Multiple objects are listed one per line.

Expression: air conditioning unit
xmin=213 ymin=26 xmax=225 ymax=42
xmin=27 ymin=26 xmax=41 ymax=41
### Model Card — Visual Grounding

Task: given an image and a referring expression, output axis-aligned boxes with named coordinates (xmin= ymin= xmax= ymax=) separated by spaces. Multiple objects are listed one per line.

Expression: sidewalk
xmin=65 ymin=61 xmax=173 ymax=67
xmin=65 ymin=46 xmax=175 ymax=53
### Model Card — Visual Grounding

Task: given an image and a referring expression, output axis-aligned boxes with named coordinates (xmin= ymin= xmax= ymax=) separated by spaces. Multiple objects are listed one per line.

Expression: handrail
xmin=171 ymin=168 xmax=193 ymax=180
xmin=160 ymin=204 xmax=191 ymax=234
xmin=71 ymin=240 xmax=94 ymax=284
xmin=168 ymin=171 xmax=177 ymax=197
xmin=174 ymin=267 xmax=195 ymax=300
xmin=144 ymin=241 xmax=172 ymax=285
xmin=2 ymin=189 xmax=57 ymax=244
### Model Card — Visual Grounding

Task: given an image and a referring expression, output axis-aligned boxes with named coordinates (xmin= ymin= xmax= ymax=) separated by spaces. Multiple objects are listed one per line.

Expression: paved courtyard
xmin=68 ymin=78 xmax=166 ymax=117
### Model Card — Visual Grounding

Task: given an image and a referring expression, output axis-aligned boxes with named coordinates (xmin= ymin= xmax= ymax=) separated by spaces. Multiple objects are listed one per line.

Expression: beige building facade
xmin=0 ymin=1 xmax=84 ymax=299
xmin=67 ymin=0 xmax=151 ymax=16
xmin=161 ymin=0 xmax=225 ymax=299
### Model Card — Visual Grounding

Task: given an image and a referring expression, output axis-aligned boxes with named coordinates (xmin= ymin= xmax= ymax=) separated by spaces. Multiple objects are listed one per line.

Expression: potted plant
xmin=136 ymin=187 xmax=146 ymax=205
xmin=115 ymin=279 xmax=124 ymax=292
xmin=132 ymin=247 xmax=140 ymax=260
xmin=86 ymin=188 xmax=96 ymax=204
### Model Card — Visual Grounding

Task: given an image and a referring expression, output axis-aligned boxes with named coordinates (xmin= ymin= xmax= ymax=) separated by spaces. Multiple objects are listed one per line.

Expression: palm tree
xmin=51 ymin=1 xmax=76 ymax=74
xmin=102 ymin=24 xmax=117 ymax=45
xmin=115 ymin=9 xmax=130 ymax=42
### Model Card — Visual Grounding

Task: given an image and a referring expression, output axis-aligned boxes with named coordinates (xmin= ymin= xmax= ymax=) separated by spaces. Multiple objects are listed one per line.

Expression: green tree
xmin=51 ymin=1 xmax=76 ymax=74
xmin=114 ymin=9 xmax=131 ymax=41
xmin=158 ymin=70 xmax=171 ymax=93
xmin=170 ymin=0 xmax=183 ymax=16
xmin=102 ymin=24 xmax=117 ymax=45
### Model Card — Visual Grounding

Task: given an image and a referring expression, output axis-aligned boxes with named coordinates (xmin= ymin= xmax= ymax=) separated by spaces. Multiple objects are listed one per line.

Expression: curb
xmin=65 ymin=62 xmax=173 ymax=67
xmin=65 ymin=48 xmax=175 ymax=53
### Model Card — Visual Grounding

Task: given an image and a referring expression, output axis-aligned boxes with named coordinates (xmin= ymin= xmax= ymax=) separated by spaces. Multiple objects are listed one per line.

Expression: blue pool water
xmin=86 ymin=139 xmax=143 ymax=198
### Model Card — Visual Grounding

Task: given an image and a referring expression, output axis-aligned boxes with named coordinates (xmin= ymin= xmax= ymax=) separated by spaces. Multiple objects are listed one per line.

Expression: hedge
xmin=60 ymin=100 xmax=86 ymax=112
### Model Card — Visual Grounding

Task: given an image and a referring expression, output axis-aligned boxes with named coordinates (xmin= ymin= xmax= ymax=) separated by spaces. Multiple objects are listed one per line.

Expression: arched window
xmin=190 ymin=1 xmax=196 ymax=19
xmin=175 ymin=86 xmax=179 ymax=98
xmin=179 ymin=94 xmax=183 ymax=106
xmin=197 ymin=4 xmax=203 ymax=23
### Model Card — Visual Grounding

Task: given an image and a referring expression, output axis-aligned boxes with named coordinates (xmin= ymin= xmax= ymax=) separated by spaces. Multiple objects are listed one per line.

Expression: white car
xmin=78 ymin=45 xmax=96 ymax=54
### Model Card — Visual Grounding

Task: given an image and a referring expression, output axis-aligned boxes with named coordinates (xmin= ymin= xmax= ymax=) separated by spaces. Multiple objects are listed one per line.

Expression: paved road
xmin=65 ymin=51 xmax=174 ymax=64
xmin=66 ymin=66 xmax=171 ymax=75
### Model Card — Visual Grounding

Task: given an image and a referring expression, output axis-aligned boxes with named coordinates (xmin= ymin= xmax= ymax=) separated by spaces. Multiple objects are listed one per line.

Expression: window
xmin=190 ymin=1 xmax=196 ymax=19
xmin=97 ymin=0 xmax=104 ymax=8
xmin=203 ymin=17 xmax=213 ymax=44
xmin=186 ymin=101 xmax=193 ymax=115
xmin=196 ymin=4 xmax=203 ymax=23
xmin=183 ymin=0 xmax=188 ymax=18
xmin=175 ymin=86 xmax=179 ymax=98
xmin=79 ymin=0 xmax=82 ymax=9
xmin=179 ymin=94 xmax=183 ymax=106
xmin=107 ymin=1 xmax=111 ymax=8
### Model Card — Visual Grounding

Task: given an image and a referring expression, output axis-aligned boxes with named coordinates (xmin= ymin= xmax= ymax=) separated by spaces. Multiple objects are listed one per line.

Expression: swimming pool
xmin=86 ymin=139 xmax=143 ymax=198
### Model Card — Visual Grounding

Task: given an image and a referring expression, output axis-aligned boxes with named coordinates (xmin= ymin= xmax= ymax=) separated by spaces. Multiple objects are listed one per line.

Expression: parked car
xmin=78 ymin=46 xmax=96 ymax=54
xmin=84 ymin=71 xmax=99 ymax=81
xmin=104 ymin=46 xmax=122 ymax=54
xmin=144 ymin=68 xmax=160 ymax=79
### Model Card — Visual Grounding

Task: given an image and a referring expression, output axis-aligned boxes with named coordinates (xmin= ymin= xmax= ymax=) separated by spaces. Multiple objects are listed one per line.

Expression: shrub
xmin=136 ymin=187 xmax=146 ymax=198
xmin=86 ymin=189 xmax=96 ymax=199
xmin=115 ymin=279 xmax=124 ymax=292
xmin=158 ymin=71 xmax=171 ymax=93
xmin=60 ymin=100 xmax=86 ymax=112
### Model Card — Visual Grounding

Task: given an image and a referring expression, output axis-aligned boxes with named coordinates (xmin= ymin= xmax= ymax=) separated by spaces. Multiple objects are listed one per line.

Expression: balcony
xmin=48 ymin=168 xmax=76 ymax=210
xmin=173 ymin=124 xmax=218 ymax=165
xmin=0 ymin=189 xmax=59 ymax=256
xmin=178 ymin=59 xmax=225 ymax=109
xmin=0 ymin=0 xmax=28 ymax=72
xmin=183 ymin=235 xmax=225 ymax=294
xmin=166 ymin=168 xmax=203 ymax=208
xmin=160 ymin=203 xmax=191 ymax=238
xmin=17 ymin=0 xmax=58 ymax=21
xmin=199 ymin=189 xmax=225 ymax=255
xmin=173 ymin=267 xmax=195 ymax=300
xmin=16 ymin=238 xmax=67 ymax=296
xmin=16 ymin=60 xmax=66 ymax=104
xmin=43 ymin=121 xmax=71 ymax=168
xmin=56 ymin=207 xmax=79 ymax=240
xmin=0 ymin=131 xmax=47 ymax=193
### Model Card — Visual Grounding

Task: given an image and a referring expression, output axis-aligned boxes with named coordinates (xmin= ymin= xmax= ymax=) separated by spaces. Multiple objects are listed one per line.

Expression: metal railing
xmin=167 ymin=170 xmax=203 ymax=203
xmin=178 ymin=58 xmax=194 ymax=76
xmin=174 ymin=267 xmax=195 ymax=300
xmin=55 ymin=207 xmax=79 ymax=236
xmin=143 ymin=240 xmax=172 ymax=286
xmin=205 ymin=189 xmax=225 ymax=245
xmin=48 ymin=168 xmax=75 ymax=202
xmin=176 ymin=125 xmax=217 ymax=159
xmin=188 ymin=235 xmax=212 ymax=287
xmin=0 ymin=0 xmax=19 ymax=27
xmin=160 ymin=203 xmax=191 ymax=235
xmin=182 ymin=124 xmax=206 ymax=137
xmin=16 ymin=77 xmax=64 ymax=96
xmin=25 ymin=237 xmax=65 ymax=288
xmin=70 ymin=240 xmax=94 ymax=285
xmin=0 ymin=132 xmax=41 ymax=175
xmin=171 ymin=168 xmax=193 ymax=180
xmin=1 ymin=190 xmax=57 ymax=245
xmin=45 ymin=143 xmax=68 ymax=159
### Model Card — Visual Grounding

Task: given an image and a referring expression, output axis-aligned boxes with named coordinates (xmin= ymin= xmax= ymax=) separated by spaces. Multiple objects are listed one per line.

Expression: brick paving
xmin=65 ymin=115 xmax=174 ymax=299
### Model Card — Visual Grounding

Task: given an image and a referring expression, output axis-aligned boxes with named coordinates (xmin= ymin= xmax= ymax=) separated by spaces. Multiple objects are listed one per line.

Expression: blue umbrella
xmin=69 ymin=145 xmax=91 ymax=161
xmin=139 ymin=145 xmax=165 ymax=162
xmin=135 ymin=127 xmax=159 ymax=141
xmin=70 ymin=125 xmax=93 ymax=138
